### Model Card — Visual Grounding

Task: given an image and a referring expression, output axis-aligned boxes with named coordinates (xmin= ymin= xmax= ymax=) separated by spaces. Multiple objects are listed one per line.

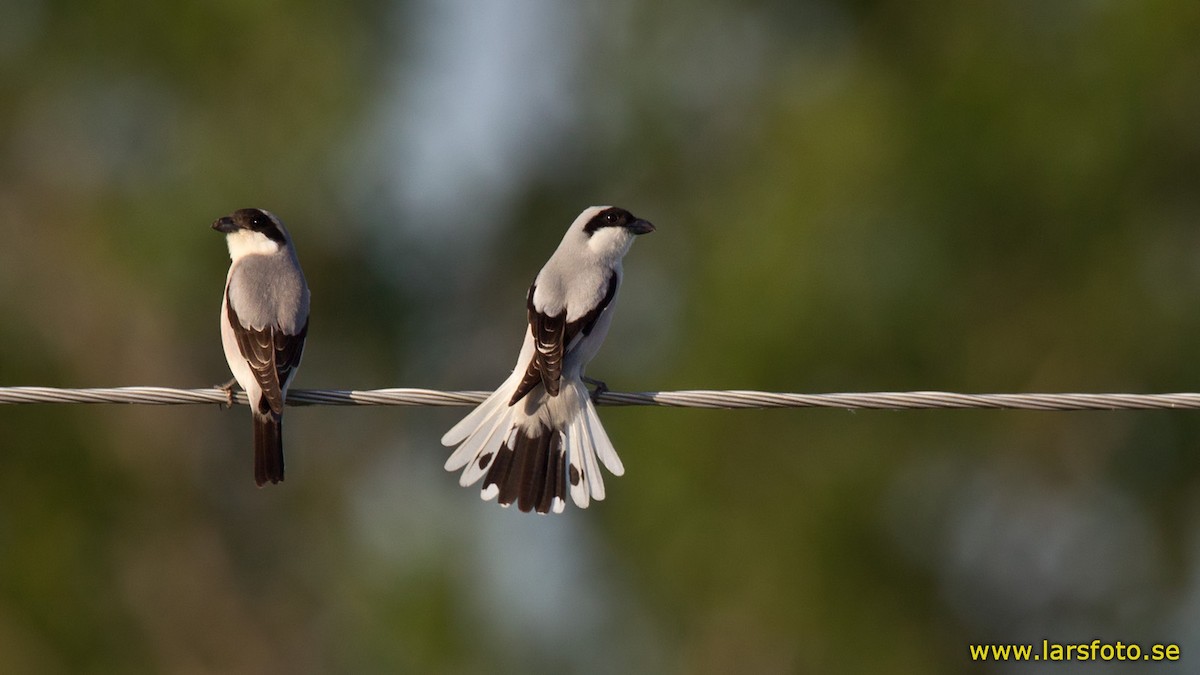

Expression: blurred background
xmin=1 ymin=0 xmax=1199 ymax=672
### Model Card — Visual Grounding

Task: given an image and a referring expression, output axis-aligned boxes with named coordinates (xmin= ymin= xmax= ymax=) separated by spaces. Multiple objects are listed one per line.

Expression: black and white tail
xmin=442 ymin=379 xmax=624 ymax=513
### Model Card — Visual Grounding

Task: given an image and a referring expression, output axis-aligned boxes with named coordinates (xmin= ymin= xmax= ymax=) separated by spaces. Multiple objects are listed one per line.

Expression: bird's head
xmin=213 ymin=208 xmax=291 ymax=260
xmin=573 ymin=205 xmax=654 ymax=262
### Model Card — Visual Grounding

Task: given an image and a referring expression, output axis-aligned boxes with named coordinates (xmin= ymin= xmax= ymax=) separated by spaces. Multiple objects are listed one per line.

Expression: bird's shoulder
xmin=531 ymin=259 xmax=619 ymax=321
xmin=228 ymin=253 xmax=309 ymax=333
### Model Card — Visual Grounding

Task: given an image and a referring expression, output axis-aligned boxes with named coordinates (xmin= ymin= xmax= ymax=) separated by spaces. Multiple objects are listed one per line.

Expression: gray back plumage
xmin=228 ymin=249 xmax=310 ymax=334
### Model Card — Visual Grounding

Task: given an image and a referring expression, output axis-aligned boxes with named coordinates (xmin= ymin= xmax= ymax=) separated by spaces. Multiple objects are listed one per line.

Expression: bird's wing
xmin=563 ymin=272 xmax=619 ymax=352
xmin=509 ymin=273 xmax=617 ymax=406
xmin=227 ymin=292 xmax=308 ymax=415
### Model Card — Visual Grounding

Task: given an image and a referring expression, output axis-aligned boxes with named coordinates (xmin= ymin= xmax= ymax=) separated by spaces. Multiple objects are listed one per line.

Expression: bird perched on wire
xmin=443 ymin=206 xmax=655 ymax=513
xmin=213 ymin=208 xmax=310 ymax=486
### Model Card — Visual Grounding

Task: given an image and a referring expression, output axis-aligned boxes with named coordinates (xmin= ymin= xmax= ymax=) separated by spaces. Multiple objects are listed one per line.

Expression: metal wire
xmin=0 ymin=386 xmax=1199 ymax=411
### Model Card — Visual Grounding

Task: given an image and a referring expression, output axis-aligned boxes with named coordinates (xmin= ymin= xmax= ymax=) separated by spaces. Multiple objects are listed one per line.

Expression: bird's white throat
xmin=586 ymin=226 xmax=636 ymax=263
xmin=225 ymin=229 xmax=281 ymax=260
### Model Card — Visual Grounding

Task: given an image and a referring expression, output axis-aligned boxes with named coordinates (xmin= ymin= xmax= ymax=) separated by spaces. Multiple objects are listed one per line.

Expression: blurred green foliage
xmin=2 ymin=0 xmax=1200 ymax=673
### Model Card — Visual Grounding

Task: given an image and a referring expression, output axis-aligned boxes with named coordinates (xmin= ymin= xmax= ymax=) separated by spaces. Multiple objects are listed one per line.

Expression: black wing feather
xmin=529 ymin=288 xmax=566 ymax=397
xmin=508 ymin=274 xmax=617 ymax=406
xmin=227 ymin=293 xmax=308 ymax=415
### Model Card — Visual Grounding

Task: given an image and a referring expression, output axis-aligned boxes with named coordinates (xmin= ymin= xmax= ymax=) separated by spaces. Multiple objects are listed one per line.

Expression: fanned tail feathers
xmin=442 ymin=380 xmax=622 ymax=513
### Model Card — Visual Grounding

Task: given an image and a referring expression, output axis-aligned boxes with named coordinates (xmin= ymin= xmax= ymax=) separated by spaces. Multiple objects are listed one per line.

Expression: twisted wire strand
xmin=0 ymin=386 xmax=1199 ymax=411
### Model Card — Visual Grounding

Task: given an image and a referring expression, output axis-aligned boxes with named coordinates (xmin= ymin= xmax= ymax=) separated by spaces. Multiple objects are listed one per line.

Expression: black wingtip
xmin=253 ymin=413 xmax=285 ymax=487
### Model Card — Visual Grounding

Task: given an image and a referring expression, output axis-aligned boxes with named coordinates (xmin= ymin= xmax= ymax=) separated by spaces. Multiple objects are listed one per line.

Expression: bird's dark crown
xmin=214 ymin=208 xmax=286 ymax=243
xmin=584 ymin=207 xmax=634 ymax=235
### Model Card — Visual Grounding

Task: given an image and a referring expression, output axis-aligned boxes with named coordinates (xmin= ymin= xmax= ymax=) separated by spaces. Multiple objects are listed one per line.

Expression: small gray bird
xmin=443 ymin=206 xmax=654 ymax=513
xmin=213 ymin=208 xmax=310 ymax=486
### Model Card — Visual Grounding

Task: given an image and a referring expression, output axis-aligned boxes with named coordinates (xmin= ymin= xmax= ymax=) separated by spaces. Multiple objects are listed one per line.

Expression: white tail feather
xmin=442 ymin=385 xmax=511 ymax=447
xmin=583 ymin=397 xmax=624 ymax=476
xmin=579 ymin=410 xmax=605 ymax=501
xmin=567 ymin=414 xmax=591 ymax=508
xmin=444 ymin=398 xmax=508 ymax=471
xmin=561 ymin=417 xmax=578 ymax=505
xmin=457 ymin=410 xmax=516 ymax=487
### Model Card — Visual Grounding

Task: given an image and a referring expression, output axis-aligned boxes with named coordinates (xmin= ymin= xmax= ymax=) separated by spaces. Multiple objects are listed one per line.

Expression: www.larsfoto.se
xmin=970 ymin=640 xmax=1181 ymax=662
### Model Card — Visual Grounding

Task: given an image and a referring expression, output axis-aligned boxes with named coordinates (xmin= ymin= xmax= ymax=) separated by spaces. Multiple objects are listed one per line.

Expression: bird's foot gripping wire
xmin=215 ymin=378 xmax=239 ymax=409
xmin=582 ymin=376 xmax=609 ymax=404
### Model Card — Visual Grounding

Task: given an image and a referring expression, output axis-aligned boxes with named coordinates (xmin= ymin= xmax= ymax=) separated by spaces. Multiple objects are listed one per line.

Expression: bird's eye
xmin=605 ymin=213 xmax=619 ymax=224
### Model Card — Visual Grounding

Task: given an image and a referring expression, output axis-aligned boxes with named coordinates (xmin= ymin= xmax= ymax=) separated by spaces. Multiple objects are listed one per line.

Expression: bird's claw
xmin=216 ymin=378 xmax=238 ymax=409
xmin=582 ymin=376 xmax=609 ymax=404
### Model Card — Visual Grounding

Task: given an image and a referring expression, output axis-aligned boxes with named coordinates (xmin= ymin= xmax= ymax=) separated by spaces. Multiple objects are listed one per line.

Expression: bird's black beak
xmin=212 ymin=216 xmax=238 ymax=233
xmin=628 ymin=219 xmax=655 ymax=235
